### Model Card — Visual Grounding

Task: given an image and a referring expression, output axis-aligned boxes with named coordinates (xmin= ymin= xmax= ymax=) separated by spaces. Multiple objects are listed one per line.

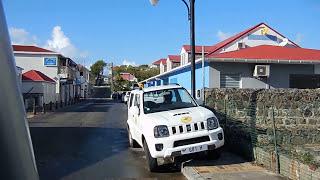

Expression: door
xmin=134 ymin=94 xmax=143 ymax=144
xmin=128 ymin=93 xmax=140 ymax=142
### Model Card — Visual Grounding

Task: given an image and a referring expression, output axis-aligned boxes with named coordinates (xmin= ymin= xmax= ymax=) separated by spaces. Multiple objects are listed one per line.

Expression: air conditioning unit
xmin=253 ymin=65 xmax=270 ymax=77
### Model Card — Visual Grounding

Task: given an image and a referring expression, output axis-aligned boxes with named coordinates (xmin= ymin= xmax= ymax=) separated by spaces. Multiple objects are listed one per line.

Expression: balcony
xmin=58 ymin=66 xmax=76 ymax=80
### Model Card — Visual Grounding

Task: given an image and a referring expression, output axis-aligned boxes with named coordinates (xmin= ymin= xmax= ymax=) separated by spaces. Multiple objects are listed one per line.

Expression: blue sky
xmin=3 ymin=0 xmax=320 ymax=67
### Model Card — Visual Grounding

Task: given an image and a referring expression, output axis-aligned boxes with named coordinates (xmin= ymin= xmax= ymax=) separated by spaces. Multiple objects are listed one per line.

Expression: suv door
xmin=128 ymin=93 xmax=140 ymax=143
xmin=134 ymin=94 xmax=143 ymax=144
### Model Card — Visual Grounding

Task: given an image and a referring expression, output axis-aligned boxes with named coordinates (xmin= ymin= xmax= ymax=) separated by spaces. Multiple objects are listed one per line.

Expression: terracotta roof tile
xmin=168 ymin=55 xmax=181 ymax=62
xmin=208 ymin=45 xmax=320 ymax=61
xmin=13 ymin=45 xmax=55 ymax=53
xmin=22 ymin=70 xmax=56 ymax=83
xmin=153 ymin=58 xmax=167 ymax=65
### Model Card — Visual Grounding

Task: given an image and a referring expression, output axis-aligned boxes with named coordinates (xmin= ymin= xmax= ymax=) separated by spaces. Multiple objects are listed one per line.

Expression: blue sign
xmin=44 ymin=57 xmax=57 ymax=66
xmin=248 ymin=34 xmax=278 ymax=42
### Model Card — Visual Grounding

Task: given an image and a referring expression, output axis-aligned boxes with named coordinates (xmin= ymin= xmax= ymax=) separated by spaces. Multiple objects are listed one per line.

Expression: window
xmin=143 ymin=88 xmax=197 ymax=114
xmin=134 ymin=94 xmax=140 ymax=107
xmin=129 ymin=94 xmax=134 ymax=107
xmin=220 ymin=74 xmax=240 ymax=88
xmin=290 ymin=75 xmax=320 ymax=89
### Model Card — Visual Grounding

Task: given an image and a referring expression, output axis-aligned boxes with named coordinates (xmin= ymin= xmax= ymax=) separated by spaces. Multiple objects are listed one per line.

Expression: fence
xmin=205 ymin=97 xmax=320 ymax=180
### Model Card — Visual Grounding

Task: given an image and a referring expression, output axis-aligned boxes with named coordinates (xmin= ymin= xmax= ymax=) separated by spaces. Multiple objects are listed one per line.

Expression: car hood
xmin=144 ymin=106 xmax=215 ymax=127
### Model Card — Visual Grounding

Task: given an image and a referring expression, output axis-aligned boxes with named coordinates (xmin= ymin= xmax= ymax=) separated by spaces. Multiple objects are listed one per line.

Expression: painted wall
xmin=21 ymin=81 xmax=56 ymax=104
xmin=217 ymin=24 xmax=296 ymax=54
xmin=147 ymin=62 xmax=210 ymax=91
xmin=209 ymin=62 xmax=314 ymax=89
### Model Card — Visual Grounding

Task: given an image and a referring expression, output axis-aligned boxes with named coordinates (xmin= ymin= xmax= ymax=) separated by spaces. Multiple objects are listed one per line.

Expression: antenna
xmin=279 ymin=38 xmax=288 ymax=46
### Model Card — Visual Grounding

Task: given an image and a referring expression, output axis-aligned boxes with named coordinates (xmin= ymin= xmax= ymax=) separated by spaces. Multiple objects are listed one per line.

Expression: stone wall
xmin=204 ymin=88 xmax=320 ymax=175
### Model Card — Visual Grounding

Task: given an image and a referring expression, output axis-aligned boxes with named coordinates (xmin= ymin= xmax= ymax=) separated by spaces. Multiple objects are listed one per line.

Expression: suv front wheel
xmin=143 ymin=139 xmax=158 ymax=172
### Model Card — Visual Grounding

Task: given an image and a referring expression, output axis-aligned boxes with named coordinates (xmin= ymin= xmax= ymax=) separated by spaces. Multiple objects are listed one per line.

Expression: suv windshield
xmin=143 ymin=88 xmax=197 ymax=114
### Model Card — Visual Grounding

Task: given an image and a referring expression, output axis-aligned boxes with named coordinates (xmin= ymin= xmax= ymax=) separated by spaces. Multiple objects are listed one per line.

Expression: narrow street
xmin=29 ymin=99 xmax=185 ymax=180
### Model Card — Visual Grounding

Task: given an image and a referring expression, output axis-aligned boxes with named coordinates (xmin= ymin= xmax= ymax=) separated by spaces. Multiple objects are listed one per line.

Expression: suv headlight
xmin=207 ymin=117 xmax=219 ymax=130
xmin=154 ymin=125 xmax=169 ymax=138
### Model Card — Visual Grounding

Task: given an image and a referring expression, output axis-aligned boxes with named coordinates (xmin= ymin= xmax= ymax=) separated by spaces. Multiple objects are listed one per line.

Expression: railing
xmin=58 ymin=66 xmax=76 ymax=79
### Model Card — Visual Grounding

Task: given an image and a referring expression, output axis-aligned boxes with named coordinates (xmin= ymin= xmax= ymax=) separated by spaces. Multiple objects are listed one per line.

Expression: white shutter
xmin=220 ymin=74 xmax=240 ymax=88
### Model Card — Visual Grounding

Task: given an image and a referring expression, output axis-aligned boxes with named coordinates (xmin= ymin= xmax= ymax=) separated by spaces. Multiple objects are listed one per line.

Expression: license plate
xmin=181 ymin=144 xmax=208 ymax=155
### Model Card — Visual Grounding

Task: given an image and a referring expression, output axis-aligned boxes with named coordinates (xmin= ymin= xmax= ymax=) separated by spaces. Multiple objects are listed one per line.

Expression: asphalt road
xmin=29 ymin=99 xmax=185 ymax=180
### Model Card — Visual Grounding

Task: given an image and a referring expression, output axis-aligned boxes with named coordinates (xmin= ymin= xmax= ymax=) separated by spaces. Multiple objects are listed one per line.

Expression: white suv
xmin=126 ymin=84 xmax=224 ymax=171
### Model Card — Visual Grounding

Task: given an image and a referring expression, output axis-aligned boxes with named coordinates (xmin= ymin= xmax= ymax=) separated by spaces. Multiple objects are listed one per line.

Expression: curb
xmin=181 ymin=162 xmax=205 ymax=180
xmin=27 ymin=100 xmax=89 ymax=121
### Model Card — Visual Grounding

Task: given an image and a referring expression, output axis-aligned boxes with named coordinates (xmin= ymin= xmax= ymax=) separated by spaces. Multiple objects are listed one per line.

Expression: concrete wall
xmin=22 ymin=81 xmax=56 ymax=104
xmin=208 ymin=62 xmax=314 ymax=89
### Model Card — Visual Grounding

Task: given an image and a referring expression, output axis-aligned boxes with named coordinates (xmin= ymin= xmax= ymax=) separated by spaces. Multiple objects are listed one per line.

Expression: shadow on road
xmin=181 ymin=148 xmax=249 ymax=168
xmin=54 ymin=101 xmax=113 ymax=113
xmin=30 ymin=127 xmax=127 ymax=180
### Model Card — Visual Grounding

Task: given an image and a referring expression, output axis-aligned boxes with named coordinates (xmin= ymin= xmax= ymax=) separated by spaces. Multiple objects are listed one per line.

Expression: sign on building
xmin=44 ymin=57 xmax=57 ymax=66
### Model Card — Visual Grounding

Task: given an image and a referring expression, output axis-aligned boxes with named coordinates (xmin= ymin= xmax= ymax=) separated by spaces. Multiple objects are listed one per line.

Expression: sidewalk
xmin=182 ymin=151 xmax=286 ymax=180
xmin=26 ymin=100 xmax=89 ymax=121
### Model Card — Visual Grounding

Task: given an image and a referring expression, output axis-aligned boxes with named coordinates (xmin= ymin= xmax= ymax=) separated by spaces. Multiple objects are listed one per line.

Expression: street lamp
xmin=150 ymin=0 xmax=196 ymax=98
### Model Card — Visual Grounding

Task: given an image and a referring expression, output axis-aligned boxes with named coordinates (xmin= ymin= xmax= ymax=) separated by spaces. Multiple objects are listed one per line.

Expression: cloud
xmin=294 ymin=33 xmax=304 ymax=45
xmin=216 ymin=30 xmax=232 ymax=41
xmin=9 ymin=27 xmax=38 ymax=45
xmin=122 ymin=59 xmax=137 ymax=66
xmin=45 ymin=26 xmax=88 ymax=59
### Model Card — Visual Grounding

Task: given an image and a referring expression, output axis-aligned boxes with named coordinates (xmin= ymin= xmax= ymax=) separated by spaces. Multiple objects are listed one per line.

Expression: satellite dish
xmin=279 ymin=38 xmax=289 ymax=46
xmin=150 ymin=0 xmax=159 ymax=6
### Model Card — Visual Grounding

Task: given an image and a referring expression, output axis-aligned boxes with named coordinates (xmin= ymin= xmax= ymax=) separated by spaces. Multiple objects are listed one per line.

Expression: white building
xmin=13 ymin=45 xmax=79 ymax=103
xmin=166 ymin=55 xmax=181 ymax=71
xmin=21 ymin=70 xmax=56 ymax=109
xmin=77 ymin=64 xmax=91 ymax=98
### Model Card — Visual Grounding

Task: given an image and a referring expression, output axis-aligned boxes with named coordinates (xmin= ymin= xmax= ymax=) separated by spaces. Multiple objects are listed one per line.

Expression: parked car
xmin=126 ymin=84 xmax=224 ymax=172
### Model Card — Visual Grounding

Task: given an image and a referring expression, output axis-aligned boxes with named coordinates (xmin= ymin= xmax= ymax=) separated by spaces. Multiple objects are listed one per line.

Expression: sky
xmin=3 ymin=0 xmax=320 ymax=67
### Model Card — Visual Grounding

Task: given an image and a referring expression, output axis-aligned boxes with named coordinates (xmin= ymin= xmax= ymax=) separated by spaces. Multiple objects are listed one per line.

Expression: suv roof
xmin=132 ymin=84 xmax=182 ymax=93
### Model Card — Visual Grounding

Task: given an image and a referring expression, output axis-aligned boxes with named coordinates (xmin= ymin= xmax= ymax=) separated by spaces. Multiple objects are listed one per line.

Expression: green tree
xmin=112 ymin=64 xmax=159 ymax=91
xmin=90 ymin=60 xmax=107 ymax=85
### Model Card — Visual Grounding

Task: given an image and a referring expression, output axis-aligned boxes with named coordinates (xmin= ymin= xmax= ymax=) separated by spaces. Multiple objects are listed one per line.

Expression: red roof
xmin=182 ymin=45 xmax=216 ymax=53
xmin=168 ymin=55 xmax=181 ymax=63
xmin=22 ymin=70 xmax=56 ymax=83
xmin=13 ymin=45 xmax=55 ymax=53
xmin=208 ymin=45 xmax=320 ymax=61
xmin=153 ymin=58 xmax=167 ymax=65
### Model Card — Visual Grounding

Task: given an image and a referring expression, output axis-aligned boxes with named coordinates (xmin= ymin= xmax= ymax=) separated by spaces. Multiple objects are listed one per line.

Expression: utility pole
xmin=150 ymin=0 xmax=197 ymax=98
xmin=110 ymin=62 xmax=114 ymax=93
xmin=190 ymin=0 xmax=196 ymax=98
